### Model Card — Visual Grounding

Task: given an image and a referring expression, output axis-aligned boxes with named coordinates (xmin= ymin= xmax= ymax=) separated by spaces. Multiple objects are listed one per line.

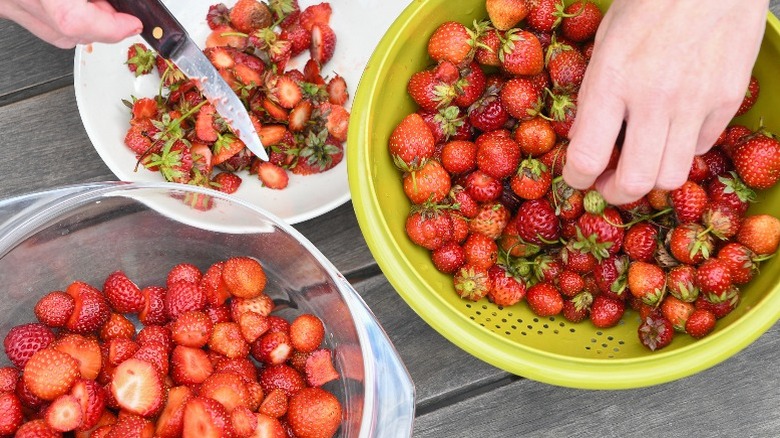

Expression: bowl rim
xmin=347 ymin=1 xmax=780 ymax=389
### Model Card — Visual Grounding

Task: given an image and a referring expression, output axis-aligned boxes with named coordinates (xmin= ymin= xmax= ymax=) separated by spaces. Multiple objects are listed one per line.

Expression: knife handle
xmin=107 ymin=0 xmax=187 ymax=58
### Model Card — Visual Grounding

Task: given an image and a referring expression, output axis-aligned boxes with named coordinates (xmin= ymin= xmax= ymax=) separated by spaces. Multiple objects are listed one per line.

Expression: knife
xmin=107 ymin=0 xmax=269 ymax=161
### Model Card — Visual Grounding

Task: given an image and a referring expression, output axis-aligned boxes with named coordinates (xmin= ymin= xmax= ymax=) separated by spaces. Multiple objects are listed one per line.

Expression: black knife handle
xmin=107 ymin=0 xmax=187 ymax=58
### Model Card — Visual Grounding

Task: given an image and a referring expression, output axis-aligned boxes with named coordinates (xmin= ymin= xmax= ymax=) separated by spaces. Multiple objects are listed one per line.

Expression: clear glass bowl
xmin=0 ymin=181 xmax=415 ymax=437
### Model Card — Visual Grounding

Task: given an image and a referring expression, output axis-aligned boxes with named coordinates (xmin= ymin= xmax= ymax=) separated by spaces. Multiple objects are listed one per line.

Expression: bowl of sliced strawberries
xmin=0 ymin=182 xmax=414 ymax=436
xmin=348 ymin=0 xmax=780 ymax=389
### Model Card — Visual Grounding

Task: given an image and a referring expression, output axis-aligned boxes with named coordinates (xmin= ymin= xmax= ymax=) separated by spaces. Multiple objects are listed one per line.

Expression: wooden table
xmin=1 ymin=5 xmax=778 ymax=437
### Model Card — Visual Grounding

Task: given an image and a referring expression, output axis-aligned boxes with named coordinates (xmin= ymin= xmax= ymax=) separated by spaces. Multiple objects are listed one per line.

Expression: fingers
xmin=655 ymin=116 xmax=699 ymax=190
xmin=562 ymin=74 xmax=626 ymax=191
xmin=594 ymin=110 xmax=669 ymax=204
xmin=695 ymin=106 xmax=740 ymax=156
xmin=40 ymin=0 xmax=141 ymax=47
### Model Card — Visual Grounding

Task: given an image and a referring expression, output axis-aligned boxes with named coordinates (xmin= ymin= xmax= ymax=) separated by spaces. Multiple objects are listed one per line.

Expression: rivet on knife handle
xmin=106 ymin=0 xmax=187 ymax=58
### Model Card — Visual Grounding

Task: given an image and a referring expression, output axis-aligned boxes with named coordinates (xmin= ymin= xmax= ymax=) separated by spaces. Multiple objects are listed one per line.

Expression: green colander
xmin=347 ymin=0 xmax=780 ymax=389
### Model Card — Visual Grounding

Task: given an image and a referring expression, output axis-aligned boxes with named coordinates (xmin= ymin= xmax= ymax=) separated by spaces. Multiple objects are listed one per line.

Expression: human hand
xmin=0 ymin=0 xmax=141 ymax=49
xmin=562 ymin=0 xmax=769 ymax=205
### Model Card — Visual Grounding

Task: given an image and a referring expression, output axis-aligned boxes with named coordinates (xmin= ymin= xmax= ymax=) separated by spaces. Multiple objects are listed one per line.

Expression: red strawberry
xmin=667 ymin=264 xmax=699 ymax=303
xmin=431 ymin=241 xmax=466 ymax=274
xmin=707 ymin=171 xmax=754 ymax=215
xmin=257 ymin=162 xmax=290 ymax=190
xmin=735 ymin=75 xmax=760 ymax=117
xmin=668 ymin=223 xmax=714 ymax=265
xmin=222 ymin=256 xmax=267 ymax=299
xmin=126 ymin=43 xmax=155 ymax=77
xmin=230 ymin=295 xmax=275 ymax=321
xmin=110 ymin=358 xmax=164 ymax=416
xmin=701 ymin=146 xmax=733 ymax=178
xmin=500 ymin=76 xmax=543 ymax=120
xmin=407 ymin=69 xmax=456 ymax=112
xmin=252 ymin=331 xmax=293 ymax=365
xmin=170 ymin=310 xmax=214 ymax=348
xmin=474 ymin=131 xmax=521 ymax=180
xmin=210 ymin=322 xmax=250 ymax=359
xmin=562 ymin=291 xmax=593 ymax=323
xmin=139 ymin=285 xmax=168 ymax=326
xmin=15 ymin=418 xmax=61 ymax=437
xmin=589 ymin=295 xmax=625 ymax=328
xmin=299 ymin=2 xmax=331 ymax=31
xmin=326 ymin=74 xmax=349 ymax=105
xmin=310 ymin=23 xmax=337 ymax=65
xmin=420 ymin=107 xmax=471 ymax=145
xmin=622 ymin=222 xmax=658 ymax=262
xmin=23 ymin=348 xmax=80 ymax=401
xmin=515 ymin=116 xmax=557 ymax=157
xmin=737 ymin=214 xmax=780 ymax=255
xmin=3 ymin=323 xmax=55 ymax=368
xmin=527 ymin=0 xmax=564 ymax=33
xmin=403 ymin=159 xmax=452 ymax=204
xmin=199 ymin=372 xmax=251 ymax=413
xmin=212 ymin=171 xmax=242 ymax=194
xmin=701 ymin=204 xmax=742 ymax=240
xmin=627 ymin=261 xmax=666 ymax=306
xmin=182 ymin=396 xmax=234 ymax=437
xmin=468 ymin=91 xmax=510 ymax=133
xmin=289 ymin=314 xmax=325 ymax=353
xmin=510 ymin=157 xmax=552 ymax=200
xmin=427 ymin=21 xmax=475 ymax=65
xmin=454 ymin=62 xmax=487 ymax=108
xmin=732 ymin=131 xmax=780 ymax=189
xmin=576 ymin=207 xmax=625 ymax=260
xmin=103 ymin=271 xmax=144 ymax=314
xmin=303 ymin=349 xmax=339 ymax=387
xmin=259 ymin=388 xmax=288 ymax=418
xmin=65 ymin=281 xmax=111 ymax=335
xmin=546 ymin=89 xmax=578 ymax=138
xmin=462 ymin=233 xmax=499 ymax=269
xmin=514 ymin=198 xmax=561 ymax=245
xmin=107 ymin=338 xmax=139 ymax=367
xmin=525 ymin=282 xmax=563 ymax=316
xmin=637 ymin=313 xmax=674 ymax=351
xmin=53 ymin=334 xmax=102 ymax=381
xmin=441 ymin=140 xmax=477 ymax=175
xmin=405 ymin=207 xmax=453 ymax=250
xmin=499 ymin=29 xmax=544 ymax=76
xmin=70 ymin=378 xmax=107 ymax=431
xmin=487 ymin=265 xmax=526 ymax=306
xmin=0 ymin=392 xmax=23 ymax=435
xmin=593 ymin=254 xmax=629 ymax=299
xmin=557 ymin=269 xmax=585 ymax=297
xmin=660 ymin=295 xmax=695 ymax=332
xmin=170 ymin=346 xmax=213 ymax=385
xmin=195 ymin=103 xmax=219 ymax=142
xmin=259 ymin=364 xmax=306 ymax=397
xmin=389 ymin=113 xmax=435 ymax=170
xmin=486 ymin=0 xmax=530 ymax=30
xmin=560 ymin=1 xmax=602 ymax=42
xmin=685 ymin=308 xmax=717 ymax=339
xmin=669 ymin=181 xmax=708 ymax=224
xmin=280 ymin=23 xmax=311 ymax=56
xmin=545 ymin=41 xmax=586 ymax=90
xmin=469 ymin=202 xmax=511 ymax=240
xmin=465 ymin=170 xmax=503 ymax=202
xmin=287 ymin=387 xmax=342 ymax=438
xmin=453 ymin=264 xmax=491 ymax=301
xmin=229 ymin=0 xmax=272 ymax=33
xmin=695 ymin=292 xmax=739 ymax=319
xmin=475 ymin=28 xmax=503 ymax=66
xmin=165 ymin=280 xmax=207 ymax=320
xmin=44 ymin=394 xmax=82 ymax=432
xmin=155 ymin=385 xmax=193 ymax=437
xmin=717 ymin=242 xmax=759 ymax=285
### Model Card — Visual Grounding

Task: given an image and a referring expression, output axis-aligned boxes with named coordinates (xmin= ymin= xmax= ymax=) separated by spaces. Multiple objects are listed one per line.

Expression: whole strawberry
xmin=407 ymin=69 xmax=457 ymax=112
xmin=402 ymin=159 xmax=451 ymax=204
xmin=717 ymin=242 xmax=759 ymax=285
xmin=499 ymin=29 xmax=544 ymax=76
xmin=389 ymin=113 xmax=435 ymax=170
xmin=622 ymin=222 xmax=658 ymax=262
xmin=737 ymin=214 xmax=780 ymax=256
xmin=638 ymin=313 xmax=674 ymax=351
xmin=669 ymin=180 xmax=708 ymax=224
xmin=560 ymin=0 xmax=602 ymax=42
xmin=525 ymin=282 xmax=563 ymax=317
xmin=527 ymin=0 xmax=564 ymax=33
xmin=3 ymin=323 xmax=56 ymax=369
xmin=405 ymin=206 xmax=454 ymax=250
xmin=510 ymin=158 xmax=552 ymax=200
xmin=685 ymin=309 xmax=717 ymax=339
xmin=431 ymin=242 xmax=466 ymax=274
xmin=453 ymin=264 xmax=492 ymax=301
xmin=475 ymin=131 xmax=521 ymax=179
xmin=593 ymin=254 xmax=629 ymax=300
xmin=627 ymin=261 xmax=666 ymax=306
xmin=487 ymin=265 xmax=526 ymax=306
xmin=500 ymin=77 xmax=543 ymax=120
xmin=589 ymin=295 xmax=625 ymax=328
xmin=734 ymin=75 xmax=759 ymax=117
xmin=470 ymin=202 xmax=511 ymax=240
xmin=463 ymin=232 xmax=499 ymax=269
xmin=666 ymin=264 xmax=699 ymax=302
xmin=545 ymin=41 xmax=587 ymax=91
xmin=668 ymin=223 xmax=714 ymax=265
xmin=486 ymin=0 xmax=530 ymax=30
xmin=513 ymin=198 xmax=561 ymax=245
xmin=707 ymin=172 xmax=755 ymax=216
xmin=732 ymin=131 xmax=780 ymax=189
xmin=427 ymin=21 xmax=477 ymax=65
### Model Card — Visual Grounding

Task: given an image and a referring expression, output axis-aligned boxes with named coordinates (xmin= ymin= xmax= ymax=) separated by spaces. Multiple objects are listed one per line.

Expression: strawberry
xmin=735 ymin=75 xmax=760 ymax=117
xmin=419 ymin=106 xmax=470 ymax=145
xmin=514 ymin=198 xmax=561 ymax=245
xmin=560 ymin=0 xmax=602 ymax=42
xmin=65 ymin=281 xmax=111 ymax=334
xmin=207 ymin=3 xmax=231 ymax=29
xmin=229 ymin=0 xmax=272 ymax=33
xmin=303 ymin=349 xmax=339 ymax=387
xmin=525 ymin=282 xmax=563 ymax=316
xmin=701 ymin=146 xmax=733 ymax=179
xmin=195 ymin=103 xmax=219 ymax=142
xmin=211 ymin=322 xmax=251 ymax=359
xmin=668 ymin=223 xmax=714 ymax=265
xmin=499 ymin=29 xmax=544 ymax=76
xmin=486 ymin=0 xmax=530 ymax=29
xmin=475 ymin=28 xmax=503 ymax=67
xmin=622 ymin=222 xmax=658 ymax=262
xmin=469 ymin=202 xmax=511 ymax=240
xmin=638 ymin=313 xmax=674 ymax=351
xmin=125 ymin=43 xmax=156 ymax=77
xmin=3 ymin=323 xmax=55 ymax=368
xmin=707 ymin=172 xmax=754 ymax=215
xmin=310 ymin=23 xmax=337 ymax=65
xmin=325 ymin=75 xmax=348 ymax=106
xmin=538 ymin=140 xmax=568 ymax=177
xmin=431 ymin=242 xmax=467 ymax=274
xmin=441 ymin=139 xmax=477 ymax=174
xmin=403 ymin=159 xmax=452 ymax=204
xmin=685 ymin=308 xmax=717 ymax=339
xmin=0 ymin=367 xmax=17 ymax=393
xmin=515 ymin=116 xmax=556 ymax=157
xmin=454 ymin=61 xmax=487 ymax=108
xmin=44 ymin=394 xmax=82 ymax=432
xmin=137 ymin=324 xmax=173 ymax=351
xmin=199 ymin=371 xmax=251 ymax=413
xmin=15 ymin=418 xmax=61 ymax=437
xmin=474 ymin=131 xmax=521 ymax=179
xmin=575 ymin=207 xmax=625 ymax=260
xmin=259 ymin=388 xmax=288 ymax=418
xmin=463 ymin=232 xmax=499 ymax=269
xmin=165 ymin=280 xmax=207 ymax=320
xmin=669 ymin=180 xmax=708 ymax=224
xmin=427 ymin=21 xmax=476 ymax=65
xmin=557 ymin=269 xmax=585 ymax=297
xmin=221 ymin=256 xmax=267 ymax=299
xmin=280 ymin=22 xmax=311 ymax=57
xmin=527 ymin=0 xmax=564 ymax=33
xmin=170 ymin=346 xmax=213 ymax=386
xmin=465 ymin=170 xmax=503 ymax=202
xmin=103 ymin=270 xmax=144 ymax=314
xmin=299 ymin=2 xmax=331 ymax=32
xmin=53 ymin=334 xmax=102 ymax=381
xmin=695 ymin=292 xmax=739 ymax=319
xmin=487 ymin=265 xmax=526 ymax=306
xmin=130 ymin=97 xmax=158 ymax=121
xmin=453 ymin=264 xmax=491 ymax=301
xmin=212 ymin=171 xmax=242 ymax=194
xmin=286 ymin=387 xmax=342 ymax=438
xmin=660 ymin=295 xmax=695 ymax=332
xmin=589 ymin=295 xmax=625 ymax=328
xmin=468 ymin=91 xmax=510 ymax=133
xmin=252 ymin=331 xmax=293 ymax=365
xmin=237 ymin=311 xmax=270 ymax=344
xmin=389 ymin=113 xmax=436 ymax=170
xmin=717 ymin=242 xmax=759 ymax=285
xmin=257 ymin=162 xmax=290 ymax=190
xmin=289 ymin=314 xmax=325 ymax=353
xmin=110 ymin=358 xmax=164 ymax=417
xmin=107 ymin=338 xmax=139 ymax=367
xmin=69 ymin=378 xmax=107 ymax=431
xmin=407 ymin=69 xmax=457 ymax=111
xmin=24 ymin=348 xmax=80 ymax=401
xmin=182 ymin=396 xmax=234 ymax=437
xmin=155 ymin=386 xmax=193 ymax=438
xmin=211 ymin=134 xmax=246 ymax=166
xmin=259 ymin=364 xmax=306 ymax=397
xmin=627 ymin=261 xmax=666 ymax=306
xmin=737 ymin=214 xmax=780 ymax=255
xmin=405 ymin=206 xmax=454 ymax=250
xmin=701 ymin=203 xmax=741 ymax=240
xmin=170 ymin=310 xmax=214 ymax=348
xmin=0 ymin=392 xmax=23 ymax=435
xmin=139 ymin=285 xmax=168 ymax=326
xmin=593 ymin=254 xmax=629 ymax=299
xmin=545 ymin=40 xmax=586 ymax=90
xmin=510 ymin=157 xmax=552 ymax=200
xmin=499 ymin=76 xmax=543 ymax=120
xmin=732 ymin=131 xmax=780 ymax=189
xmin=546 ymin=89 xmax=578 ymax=139
xmin=667 ymin=264 xmax=699 ymax=303
xmin=230 ymin=294 xmax=275 ymax=320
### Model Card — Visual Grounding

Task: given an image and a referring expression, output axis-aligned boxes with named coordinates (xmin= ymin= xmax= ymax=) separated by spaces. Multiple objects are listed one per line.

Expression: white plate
xmin=74 ymin=0 xmax=410 ymax=224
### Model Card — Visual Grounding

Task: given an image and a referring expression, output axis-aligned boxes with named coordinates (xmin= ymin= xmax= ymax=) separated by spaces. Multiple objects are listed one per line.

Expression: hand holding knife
xmin=107 ymin=0 xmax=269 ymax=161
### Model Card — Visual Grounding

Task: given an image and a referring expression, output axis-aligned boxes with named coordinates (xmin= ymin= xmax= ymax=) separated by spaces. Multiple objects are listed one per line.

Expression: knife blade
xmin=107 ymin=0 xmax=269 ymax=161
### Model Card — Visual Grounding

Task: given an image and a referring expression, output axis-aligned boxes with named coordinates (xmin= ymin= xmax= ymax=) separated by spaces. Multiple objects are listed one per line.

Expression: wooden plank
xmin=0 ymin=22 xmax=73 ymax=103
xmin=413 ymin=324 xmax=780 ymax=436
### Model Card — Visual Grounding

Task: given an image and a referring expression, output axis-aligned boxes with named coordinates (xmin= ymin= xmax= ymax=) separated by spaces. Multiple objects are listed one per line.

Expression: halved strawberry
xmin=310 ymin=23 xmax=337 ymax=65
xmin=99 ymin=312 xmax=136 ymax=341
xmin=139 ymin=285 xmax=168 ymax=326
xmin=288 ymin=100 xmax=313 ymax=132
xmin=299 ymin=2 xmax=332 ymax=31
xmin=258 ymin=124 xmax=290 ymax=146
xmin=110 ymin=358 xmax=164 ymax=417
xmin=234 ymin=63 xmax=263 ymax=87
xmin=230 ymin=406 xmax=258 ymax=436
xmin=212 ymin=171 xmax=243 ymax=194
xmin=171 ymin=310 xmax=214 ymax=348
xmin=195 ymin=104 xmax=219 ymax=143
xmin=45 ymin=394 xmax=83 ymax=432
xmin=105 ymin=414 xmax=154 ymax=437
xmin=222 ymin=256 xmax=267 ymax=299
xmin=0 ymin=367 xmax=18 ymax=393
xmin=34 ymin=291 xmax=75 ymax=328
xmin=102 ymin=271 xmax=144 ymax=314
xmin=289 ymin=314 xmax=325 ymax=353
xmin=251 ymin=331 xmax=293 ymax=365
xmin=209 ymin=322 xmax=250 ymax=359
xmin=23 ymin=348 xmax=80 ymax=401
xmin=65 ymin=281 xmax=111 ymax=335
xmin=132 ymin=341 xmax=170 ymax=377
xmin=262 ymin=97 xmax=291 ymax=121
xmin=13 ymin=418 xmax=58 ymax=437
xmin=3 ymin=322 xmax=56 ymax=368
xmin=199 ymin=261 xmax=231 ymax=307
xmin=199 ymin=371 xmax=251 ymax=413
xmin=212 ymin=134 xmax=247 ymax=166
xmin=182 ymin=396 xmax=234 ymax=437
xmin=106 ymin=338 xmax=139 ymax=367
xmin=258 ymin=364 xmax=306 ymax=397
xmin=170 ymin=345 xmax=214 ymax=386
xmin=326 ymin=74 xmax=348 ymax=105
xmin=70 ymin=379 xmax=107 ymax=431
xmin=52 ymin=334 xmax=102 ymax=381
xmin=304 ymin=349 xmax=339 ymax=387
xmin=155 ymin=385 xmax=193 ymax=438
xmin=303 ymin=58 xmax=325 ymax=85
xmin=254 ymin=413 xmax=287 ymax=436
xmin=280 ymin=23 xmax=311 ymax=56
xmin=259 ymin=388 xmax=288 ymax=418
xmin=204 ymin=46 xmax=237 ymax=69
xmin=321 ymin=102 xmax=350 ymax=142
xmin=271 ymin=75 xmax=303 ymax=109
